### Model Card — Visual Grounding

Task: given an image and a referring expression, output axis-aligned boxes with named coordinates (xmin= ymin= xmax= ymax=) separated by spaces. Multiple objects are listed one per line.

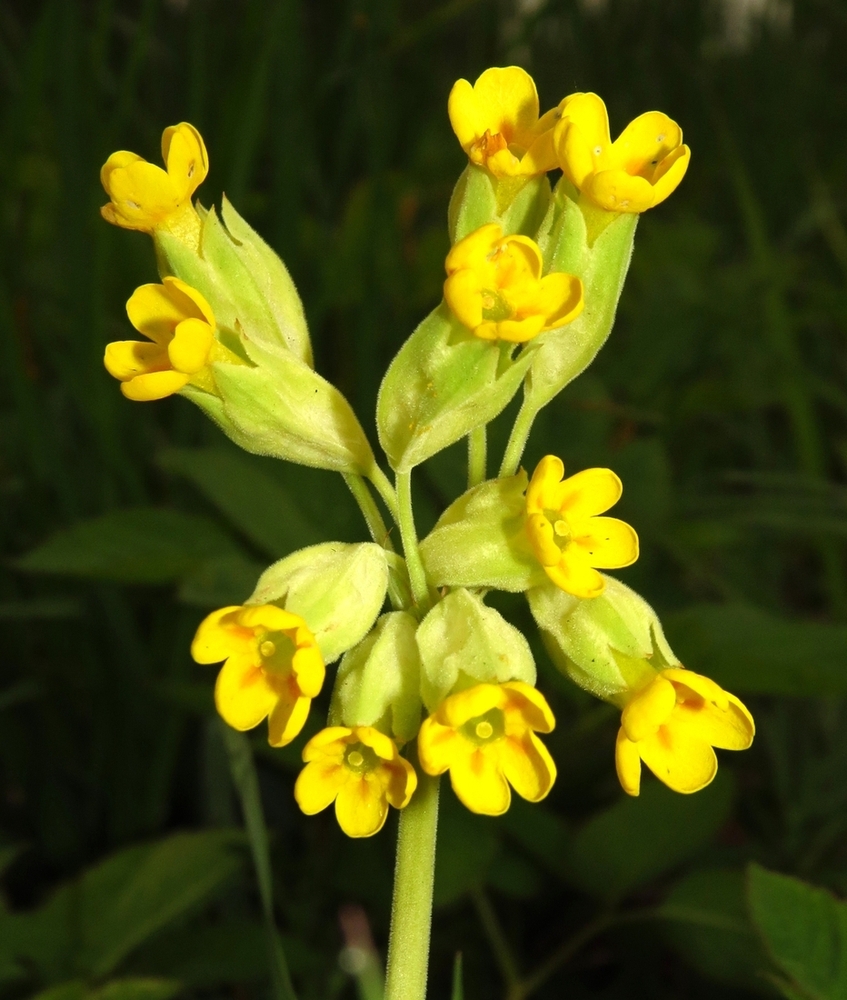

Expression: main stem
xmin=467 ymin=425 xmax=487 ymax=488
xmin=384 ymin=766 xmax=440 ymax=1000
xmin=499 ymin=398 xmax=538 ymax=478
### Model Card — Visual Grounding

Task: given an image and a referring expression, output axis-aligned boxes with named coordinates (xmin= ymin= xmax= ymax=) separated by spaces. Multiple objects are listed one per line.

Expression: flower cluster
xmin=99 ymin=65 xmax=751 ymax=842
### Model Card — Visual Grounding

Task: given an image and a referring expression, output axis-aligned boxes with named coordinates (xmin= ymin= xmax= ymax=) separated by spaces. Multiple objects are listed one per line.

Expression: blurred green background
xmin=3 ymin=0 xmax=847 ymax=998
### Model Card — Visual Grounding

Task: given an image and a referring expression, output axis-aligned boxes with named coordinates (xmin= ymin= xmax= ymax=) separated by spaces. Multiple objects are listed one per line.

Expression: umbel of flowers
xmin=99 ymin=64 xmax=751 ymax=1000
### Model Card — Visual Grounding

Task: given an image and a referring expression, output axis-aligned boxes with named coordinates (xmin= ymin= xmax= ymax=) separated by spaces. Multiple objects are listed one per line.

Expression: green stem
xmin=467 ymin=425 xmax=487 ymax=488
xmin=369 ymin=464 xmax=400 ymax=524
xmin=471 ymin=889 xmax=522 ymax=991
xmin=396 ymin=470 xmax=431 ymax=613
xmin=384 ymin=767 xmax=441 ymax=1000
xmin=499 ymin=398 xmax=538 ymax=478
xmin=344 ymin=474 xmax=394 ymax=550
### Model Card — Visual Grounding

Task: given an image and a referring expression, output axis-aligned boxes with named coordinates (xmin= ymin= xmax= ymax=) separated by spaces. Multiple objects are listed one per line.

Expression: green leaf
xmin=158 ymin=447 xmax=320 ymax=558
xmin=662 ymin=869 xmax=769 ymax=991
xmin=748 ymin=863 xmax=847 ymax=1000
xmin=451 ymin=952 xmax=464 ymax=1000
xmin=665 ymin=604 xmax=847 ymax=696
xmin=564 ymin=774 xmax=734 ymax=902
xmin=30 ymin=979 xmax=182 ymax=1000
xmin=15 ymin=509 xmax=240 ymax=584
xmin=177 ymin=554 xmax=265 ymax=607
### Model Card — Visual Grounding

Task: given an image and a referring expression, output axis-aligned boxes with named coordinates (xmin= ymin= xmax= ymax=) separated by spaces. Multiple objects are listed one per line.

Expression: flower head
xmin=104 ymin=277 xmax=218 ymax=401
xmin=100 ymin=122 xmax=208 ymax=237
xmin=191 ymin=604 xmax=325 ymax=747
xmin=444 ymin=223 xmax=583 ymax=343
xmin=418 ymin=681 xmax=556 ymax=816
xmin=525 ymin=455 xmax=639 ymax=599
xmin=448 ymin=66 xmax=559 ymax=178
xmin=554 ymin=93 xmax=690 ymax=213
xmin=615 ymin=668 xmax=754 ymax=796
xmin=294 ymin=726 xmax=417 ymax=837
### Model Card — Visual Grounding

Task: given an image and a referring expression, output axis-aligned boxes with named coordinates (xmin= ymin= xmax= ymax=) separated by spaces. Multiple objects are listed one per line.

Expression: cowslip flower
xmin=104 ymin=277 xmax=220 ymax=401
xmin=554 ymin=93 xmax=690 ymax=213
xmin=525 ymin=455 xmax=638 ymax=599
xmin=418 ymin=681 xmax=556 ymax=816
xmin=444 ymin=223 xmax=583 ymax=343
xmin=448 ymin=66 xmax=559 ymax=178
xmin=294 ymin=726 xmax=417 ymax=837
xmin=615 ymin=668 xmax=754 ymax=796
xmin=100 ymin=122 xmax=208 ymax=238
xmin=191 ymin=604 xmax=325 ymax=747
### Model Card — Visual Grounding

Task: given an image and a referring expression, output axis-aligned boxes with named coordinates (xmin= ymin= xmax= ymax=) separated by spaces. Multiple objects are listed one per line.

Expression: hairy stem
xmin=343 ymin=473 xmax=394 ymax=550
xmin=369 ymin=463 xmax=401 ymax=524
xmin=396 ymin=470 xmax=431 ymax=613
xmin=467 ymin=424 xmax=487 ymax=488
xmin=499 ymin=398 xmax=538 ymax=478
xmin=384 ymin=766 xmax=440 ymax=1000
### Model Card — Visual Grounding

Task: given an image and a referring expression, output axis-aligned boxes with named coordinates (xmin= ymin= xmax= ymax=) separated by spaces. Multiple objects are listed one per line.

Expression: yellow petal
xmin=555 ymin=467 xmax=623 ymax=519
xmin=385 ymin=756 xmax=418 ymax=809
xmin=214 ymin=654 xmax=276 ymax=731
xmin=445 ymin=223 xmax=502 ymax=273
xmin=638 ymin=719 xmax=718 ymax=794
xmin=440 ymin=683 xmax=505 ymax=729
xmin=120 ymin=370 xmax=189 ymax=400
xmin=610 ymin=111 xmax=682 ymax=178
xmin=417 ymin=717 xmax=468 ymax=775
xmin=237 ymin=604 xmax=304 ymax=633
xmin=588 ymin=169 xmax=655 ymax=213
xmin=621 ymin=674 xmax=676 ymax=743
xmin=468 ymin=66 xmax=540 ymax=147
xmin=560 ymin=92 xmax=610 ymax=151
xmin=267 ymin=690 xmax=311 ymax=747
xmin=651 ymin=145 xmax=691 ymax=207
xmin=162 ymin=122 xmax=209 ymax=198
xmin=615 ymin=727 xmax=642 ymax=796
xmin=163 ymin=276 xmax=216 ymax=326
xmin=444 ymin=270 xmax=483 ymax=331
xmin=526 ymin=455 xmax=566 ymax=513
xmin=502 ymin=681 xmax=556 ymax=734
xmin=448 ymin=78 xmax=486 ymax=150
xmin=335 ymin=775 xmax=389 ymax=837
xmin=357 ymin=726 xmax=398 ymax=761
xmin=495 ymin=315 xmax=546 ymax=343
xmin=302 ymin=726 xmax=353 ymax=762
xmin=571 ymin=515 xmax=639 ymax=568
xmin=536 ymin=272 xmax=584 ymax=328
xmin=449 ymin=746 xmax=511 ymax=816
xmin=663 ymin=668 xmax=729 ymax=709
xmin=101 ymin=150 xmax=143 ymax=191
xmin=126 ymin=282 xmax=194 ymax=343
xmin=673 ymin=696 xmax=755 ymax=752
xmin=519 ymin=128 xmax=558 ymax=175
xmin=291 ymin=645 xmax=325 ymax=699
xmin=499 ymin=731 xmax=556 ymax=802
xmin=544 ymin=549 xmax=605 ymax=599
xmin=191 ymin=607 xmax=251 ymax=663
xmin=168 ymin=318 xmax=213 ymax=375
xmin=104 ymin=340 xmax=168 ymax=380
xmin=498 ymin=235 xmax=543 ymax=282
xmin=106 ymin=160 xmax=179 ymax=227
xmin=294 ymin=760 xmax=348 ymax=815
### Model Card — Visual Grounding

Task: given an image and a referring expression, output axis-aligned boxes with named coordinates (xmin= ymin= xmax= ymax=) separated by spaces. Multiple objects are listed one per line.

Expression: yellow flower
xmin=615 ymin=668 xmax=754 ymax=796
xmin=294 ymin=726 xmax=417 ymax=837
xmin=100 ymin=122 xmax=208 ymax=237
xmin=448 ymin=66 xmax=559 ymax=178
xmin=104 ymin=277 xmax=219 ymax=401
xmin=444 ymin=223 xmax=583 ymax=343
xmin=554 ymin=93 xmax=690 ymax=213
xmin=417 ymin=681 xmax=556 ymax=816
xmin=525 ymin=455 xmax=638 ymax=599
xmin=191 ymin=604 xmax=325 ymax=747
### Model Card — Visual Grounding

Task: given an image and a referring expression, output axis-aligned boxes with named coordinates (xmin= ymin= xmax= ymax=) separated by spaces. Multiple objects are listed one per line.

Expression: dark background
xmin=2 ymin=1 xmax=847 ymax=998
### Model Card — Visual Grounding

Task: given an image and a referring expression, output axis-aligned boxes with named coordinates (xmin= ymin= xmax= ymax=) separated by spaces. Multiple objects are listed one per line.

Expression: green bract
xmin=248 ymin=542 xmax=389 ymax=664
xmin=415 ymin=588 xmax=535 ymax=710
xmin=377 ymin=304 xmax=534 ymax=472
xmin=527 ymin=574 xmax=679 ymax=704
xmin=419 ymin=471 xmax=545 ymax=592
xmin=448 ymin=164 xmax=551 ymax=244
xmin=330 ymin=612 xmax=422 ymax=742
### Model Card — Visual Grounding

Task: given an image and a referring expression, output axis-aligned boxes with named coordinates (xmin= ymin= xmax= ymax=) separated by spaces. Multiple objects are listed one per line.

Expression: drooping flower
xmin=615 ymin=668 xmax=754 ymax=796
xmin=294 ymin=726 xmax=417 ymax=837
xmin=417 ymin=681 xmax=556 ymax=815
xmin=448 ymin=66 xmax=559 ymax=178
xmin=100 ymin=122 xmax=208 ymax=238
xmin=444 ymin=223 xmax=583 ymax=343
xmin=554 ymin=93 xmax=690 ymax=213
xmin=525 ymin=455 xmax=638 ymax=599
xmin=104 ymin=277 xmax=221 ymax=401
xmin=191 ymin=604 xmax=325 ymax=747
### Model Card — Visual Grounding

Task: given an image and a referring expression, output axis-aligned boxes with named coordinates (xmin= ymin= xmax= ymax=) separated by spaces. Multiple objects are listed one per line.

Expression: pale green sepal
xmin=523 ymin=181 xmax=637 ymax=414
xmin=377 ymin=303 xmax=534 ymax=472
xmin=527 ymin=575 xmax=678 ymax=704
xmin=448 ymin=165 xmax=551 ymax=244
xmin=419 ymin=472 xmax=545 ymax=592
xmin=416 ymin=588 xmax=535 ymax=711
xmin=210 ymin=341 xmax=376 ymax=475
xmin=248 ymin=542 xmax=389 ymax=664
xmin=330 ymin=612 xmax=422 ymax=742
xmin=218 ymin=197 xmax=312 ymax=366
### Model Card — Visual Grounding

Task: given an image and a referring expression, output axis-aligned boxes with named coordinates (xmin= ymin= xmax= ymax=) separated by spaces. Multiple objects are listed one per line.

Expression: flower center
xmin=344 ymin=743 xmax=379 ymax=774
xmin=462 ymin=708 xmax=505 ymax=746
xmin=257 ymin=631 xmax=297 ymax=676
xmin=545 ymin=509 xmax=571 ymax=549
xmin=481 ymin=287 xmax=512 ymax=322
